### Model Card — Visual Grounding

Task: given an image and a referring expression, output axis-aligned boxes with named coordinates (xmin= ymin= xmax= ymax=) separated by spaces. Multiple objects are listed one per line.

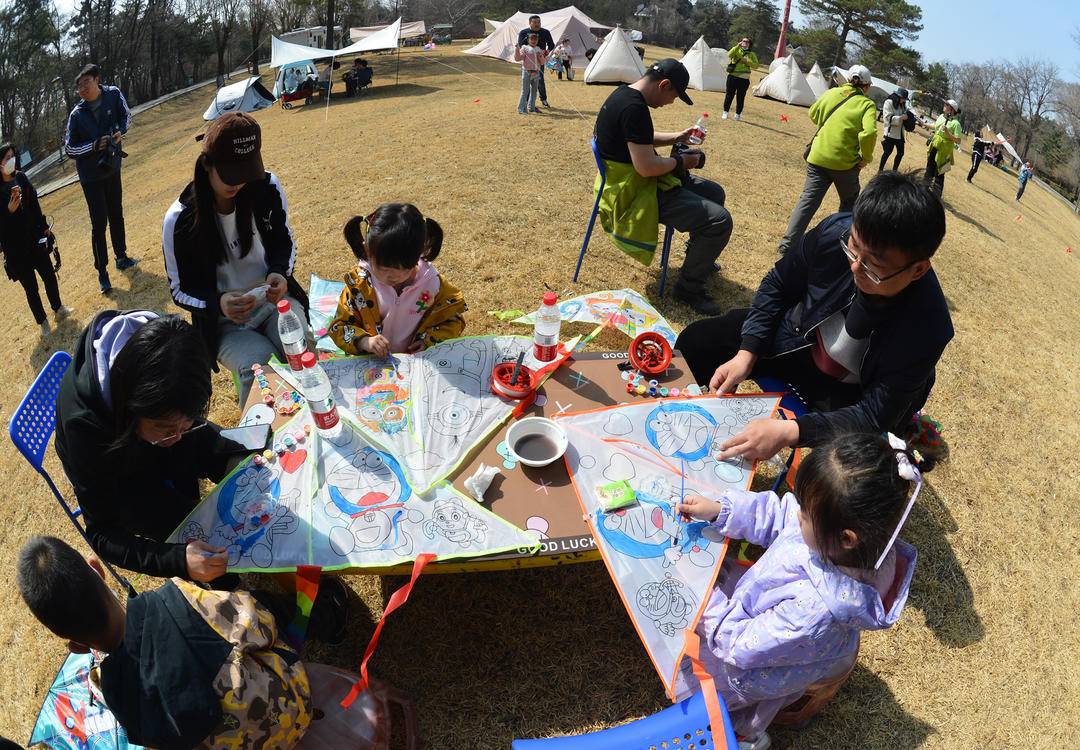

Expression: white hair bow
xmin=875 ymin=433 xmax=923 ymax=570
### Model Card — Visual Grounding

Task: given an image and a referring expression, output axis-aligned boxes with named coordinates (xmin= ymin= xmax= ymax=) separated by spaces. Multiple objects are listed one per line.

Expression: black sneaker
xmin=542 ymin=100 xmax=551 ymax=108
xmin=98 ymin=271 xmax=112 ymax=295
xmin=115 ymin=256 xmax=138 ymax=270
xmin=674 ymin=289 xmax=724 ymax=316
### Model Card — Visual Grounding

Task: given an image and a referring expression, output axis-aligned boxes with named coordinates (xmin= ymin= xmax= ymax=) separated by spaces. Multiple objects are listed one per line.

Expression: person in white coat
xmin=878 ymin=88 xmax=910 ymax=172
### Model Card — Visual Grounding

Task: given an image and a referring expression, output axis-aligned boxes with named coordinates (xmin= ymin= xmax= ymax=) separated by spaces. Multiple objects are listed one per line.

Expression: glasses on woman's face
xmin=147 ymin=419 xmax=207 ymax=446
xmin=840 ymin=233 xmax=914 ymax=285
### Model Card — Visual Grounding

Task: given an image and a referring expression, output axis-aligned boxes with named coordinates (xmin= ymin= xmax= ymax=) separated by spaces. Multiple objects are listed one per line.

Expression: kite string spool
xmin=628 ymin=331 xmax=673 ymax=376
xmin=491 ymin=361 xmax=536 ymax=400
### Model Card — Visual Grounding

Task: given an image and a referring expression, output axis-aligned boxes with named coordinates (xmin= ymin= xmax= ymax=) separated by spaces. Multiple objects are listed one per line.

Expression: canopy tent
xmin=270 ymin=18 xmax=403 ymax=69
xmin=753 ymin=55 xmax=816 ymax=106
xmin=584 ymin=27 xmax=646 ymax=84
xmin=805 ymin=62 xmax=829 ymax=98
xmin=350 ymin=20 xmax=425 ymax=42
xmin=204 ymin=76 xmax=275 ymax=120
xmin=465 ymin=6 xmax=611 ymax=64
xmin=483 ymin=18 xmax=503 ymax=34
xmin=679 ymin=36 xmax=727 ymax=92
xmin=832 ymin=65 xmax=900 ymax=105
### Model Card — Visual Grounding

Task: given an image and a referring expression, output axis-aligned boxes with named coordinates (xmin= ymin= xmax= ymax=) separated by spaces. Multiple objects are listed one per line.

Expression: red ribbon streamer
xmin=340 ymin=553 xmax=436 ymax=709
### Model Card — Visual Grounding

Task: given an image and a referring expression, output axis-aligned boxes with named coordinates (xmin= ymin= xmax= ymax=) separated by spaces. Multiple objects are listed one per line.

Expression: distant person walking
xmin=553 ymin=38 xmax=574 ymax=80
xmin=0 ymin=142 xmax=71 ymax=336
xmin=924 ymin=99 xmax=962 ymax=198
xmin=64 ymin=63 xmax=138 ymax=295
xmin=517 ymin=15 xmax=555 ymax=107
xmin=515 ymin=33 xmax=548 ymax=114
xmin=721 ymin=38 xmax=758 ymax=121
xmin=878 ymin=88 xmax=911 ymax=171
xmin=1016 ymin=161 xmax=1033 ymax=201
xmin=777 ymin=65 xmax=877 ymax=255
xmin=967 ymin=134 xmax=992 ymax=182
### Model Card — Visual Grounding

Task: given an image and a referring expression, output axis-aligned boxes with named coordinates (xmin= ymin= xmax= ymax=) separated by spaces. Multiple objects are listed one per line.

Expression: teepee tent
xmin=805 ymin=62 xmax=829 ymax=98
xmin=584 ymin=27 xmax=646 ymax=84
xmin=679 ymin=36 xmax=726 ymax=92
xmin=465 ymin=7 xmax=610 ymax=64
xmin=204 ymin=76 xmax=275 ymax=120
xmin=483 ymin=18 xmax=503 ymax=33
xmin=753 ymin=55 xmax=815 ymax=106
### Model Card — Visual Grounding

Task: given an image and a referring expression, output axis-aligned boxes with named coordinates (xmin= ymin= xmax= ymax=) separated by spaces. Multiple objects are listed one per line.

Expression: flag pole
xmin=775 ymin=0 xmax=792 ymax=59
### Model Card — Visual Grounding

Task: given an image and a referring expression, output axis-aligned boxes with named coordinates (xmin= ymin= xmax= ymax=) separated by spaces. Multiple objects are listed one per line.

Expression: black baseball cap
xmin=648 ymin=59 xmax=693 ymax=105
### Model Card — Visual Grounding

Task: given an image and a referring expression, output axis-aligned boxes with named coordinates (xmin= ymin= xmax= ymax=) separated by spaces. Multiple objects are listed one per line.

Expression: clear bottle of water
xmin=298 ymin=351 xmax=341 ymax=436
xmin=533 ymin=292 xmax=561 ymax=362
xmin=688 ymin=112 xmax=709 ymax=145
xmin=277 ymin=299 xmax=308 ymax=371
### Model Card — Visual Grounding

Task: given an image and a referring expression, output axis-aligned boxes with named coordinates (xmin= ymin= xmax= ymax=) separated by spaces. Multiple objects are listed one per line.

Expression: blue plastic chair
xmin=574 ymin=138 xmax=676 ymax=296
xmin=512 ymin=688 xmax=738 ymax=748
xmin=9 ymin=351 xmax=133 ymax=593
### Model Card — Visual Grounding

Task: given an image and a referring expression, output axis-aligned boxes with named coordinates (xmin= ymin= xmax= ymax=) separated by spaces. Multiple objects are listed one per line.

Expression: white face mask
xmin=1 ymin=158 xmax=14 ymax=176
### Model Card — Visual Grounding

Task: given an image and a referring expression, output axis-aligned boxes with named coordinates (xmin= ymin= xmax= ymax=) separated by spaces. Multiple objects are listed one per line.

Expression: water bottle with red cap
xmin=688 ymin=112 xmax=709 ymax=145
xmin=276 ymin=299 xmax=308 ymax=371
xmin=298 ymin=351 xmax=341 ymax=436
xmin=533 ymin=292 xmax=561 ymax=362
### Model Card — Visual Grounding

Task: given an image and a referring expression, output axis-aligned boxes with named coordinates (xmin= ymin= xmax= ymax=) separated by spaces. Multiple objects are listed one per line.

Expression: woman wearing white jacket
xmin=878 ymin=88 xmax=910 ymax=172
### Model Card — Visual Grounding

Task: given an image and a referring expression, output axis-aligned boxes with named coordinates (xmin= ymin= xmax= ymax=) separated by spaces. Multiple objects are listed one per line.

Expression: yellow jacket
xmin=328 ymin=266 xmax=466 ymax=354
xmin=807 ymin=84 xmax=877 ymax=170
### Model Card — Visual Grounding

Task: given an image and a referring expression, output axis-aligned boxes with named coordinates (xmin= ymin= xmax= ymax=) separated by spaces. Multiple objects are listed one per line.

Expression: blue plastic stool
xmin=574 ymin=138 xmax=676 ymax=296
xmin=512 ymin=688 xmax=738 ymax=748
xmin=9 ymin=351 xmax=134 ymax=593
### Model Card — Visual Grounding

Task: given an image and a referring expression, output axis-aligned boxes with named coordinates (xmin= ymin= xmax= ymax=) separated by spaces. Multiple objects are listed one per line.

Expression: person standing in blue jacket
xmin=64 ymin=64 xmax=138 ymax=295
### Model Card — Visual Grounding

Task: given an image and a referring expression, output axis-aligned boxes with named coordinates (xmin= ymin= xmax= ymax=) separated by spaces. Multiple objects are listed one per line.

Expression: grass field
xmin=1 ymin=43 xmax=1078 ymax=748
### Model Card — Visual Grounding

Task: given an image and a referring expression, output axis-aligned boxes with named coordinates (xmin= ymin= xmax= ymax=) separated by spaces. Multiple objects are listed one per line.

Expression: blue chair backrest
xmin=590 ymin=137 xmax=606 ymax=179
xmin=10 ymin=350 xmax=72 ymax=473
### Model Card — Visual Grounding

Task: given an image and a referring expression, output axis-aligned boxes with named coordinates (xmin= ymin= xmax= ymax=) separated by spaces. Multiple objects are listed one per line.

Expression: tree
xmin=693 ymin=0 xmax=731 ymax=48
xmin=788 ymin=23 xmax=842 ymax=70
xmin=729 ymin=0 xmax=780 ymax=63
xmin=859 ymin=38 xmax=921 ymax=83
xmin=797 ymin=0 xmax=922 ymax=69
xmin=913 ymin=61 xmax=949 ymax=107
xmin=999 ymin=59 xmax=1059 ymax=157
xmin=245 ymin=0 xmax=270 ymax=74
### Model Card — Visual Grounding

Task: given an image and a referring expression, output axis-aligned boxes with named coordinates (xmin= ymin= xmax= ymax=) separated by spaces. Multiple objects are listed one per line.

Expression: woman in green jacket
xmin=722 ymin=37 xmax=758 ymax=121
xmin=924 ymin=98 xmax=962 ymax=197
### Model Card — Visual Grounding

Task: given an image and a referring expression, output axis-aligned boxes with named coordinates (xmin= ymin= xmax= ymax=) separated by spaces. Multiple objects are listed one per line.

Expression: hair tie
xmin=875 ymin=432 xmax=923 ymax=570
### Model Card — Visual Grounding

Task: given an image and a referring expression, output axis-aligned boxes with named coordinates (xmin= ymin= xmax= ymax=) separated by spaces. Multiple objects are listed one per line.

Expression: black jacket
xmin=63 ymin=85 xmax=131 ymax=183
xmin=517 ymin=26 xmax=556 ymax=52
xmin=0 ymin=172 xmax=49 ymax=280
xmin=162 ymin=171 xmax=308 ymax=369
xmin=740 ymin=212 xmax=954 ymax=445
xmin=54 ymin=310 xmax=236 ymax=578
xmin=100 ymin=581 xmax=232 ymax=749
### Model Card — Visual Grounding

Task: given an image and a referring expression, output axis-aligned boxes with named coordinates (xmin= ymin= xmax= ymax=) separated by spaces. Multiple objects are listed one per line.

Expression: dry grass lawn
xmin=1 ymin=43 xmax=1078 ymax=748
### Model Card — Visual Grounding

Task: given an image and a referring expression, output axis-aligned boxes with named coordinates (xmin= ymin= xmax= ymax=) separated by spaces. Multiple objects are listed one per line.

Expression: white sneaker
xmin=721 ymin=112 xmax=729 ymax=120
xmin=54 ymin=305 xmax=73 ymax=320
xmin=738 ymin=733 xmax=771 ymax=750
xmin=734 ymin=113 xmax=742 ymax=121
xmin=40 ymin=321 xmax=51 ymax=337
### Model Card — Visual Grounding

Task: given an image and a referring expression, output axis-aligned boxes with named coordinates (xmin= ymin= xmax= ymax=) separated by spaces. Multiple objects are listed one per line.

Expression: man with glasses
xmin=64 ymin=63 xmax=138 ymax=295
xmin=675 ymin=171 xmax=952 ymax=460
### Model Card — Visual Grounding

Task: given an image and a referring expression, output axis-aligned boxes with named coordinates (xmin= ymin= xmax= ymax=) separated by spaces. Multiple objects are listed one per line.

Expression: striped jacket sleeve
xmin=162 ymin=200 xmax=208 ymax=311
xmin=64 ymin=107 xmax=95 ymax=159
xmin=116 ymin=87 xmax=132 ymax=134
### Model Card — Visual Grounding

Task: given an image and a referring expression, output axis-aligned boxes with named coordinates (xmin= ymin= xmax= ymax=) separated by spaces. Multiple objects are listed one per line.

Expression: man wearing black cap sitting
xmin=592 ymin=59 xmax=732 ymax=315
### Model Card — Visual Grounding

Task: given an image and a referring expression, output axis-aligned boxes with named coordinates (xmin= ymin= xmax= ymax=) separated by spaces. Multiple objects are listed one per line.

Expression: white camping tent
xmin=351 ymin=20 xmax=425 ymax=42
xmin=465 ymin=6 xmax=611 ymax=64
xmin=204 ymin=76 xmax=275 ymax=120
xmin=753 ymin=55 xmax=816 ymax=106
xmin=483 ymin=18 xmax=503 ymax=34
xmin=270 ymin=18 xmax=403 ymax=69
xmin=805 ymin=62 xmax=829 ymax=98
xmin=831 ymin=66 xmax=900 ymax=105
xmin=584 ymin=27 xmax=646 ymax=84
xmin=679 ymin=36 xmax=727 ymax=91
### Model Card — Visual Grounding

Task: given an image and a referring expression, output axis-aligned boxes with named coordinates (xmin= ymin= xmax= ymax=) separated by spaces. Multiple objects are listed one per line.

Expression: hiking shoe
xmin=721 ymin=111 xmax=729 ymax=120
xmin=542 ymin=100 xmax=551 ymax=107
xmin=115 ymin=256 xmax=138 ymax=270
xmin=734 ymin=113 xmax=742 ymax=121
xmin=529 ymin=107 xmax=540 ymax=113
xmin=98 ymin=271 xmax=112 ymax=295
xmin=54 ymin=305 xmax=73 ymax=320
xmin=673 ymin=290 xmax=724 ymax=317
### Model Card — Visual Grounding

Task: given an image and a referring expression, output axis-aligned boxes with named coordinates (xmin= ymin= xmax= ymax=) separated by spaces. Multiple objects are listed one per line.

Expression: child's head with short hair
xmin=794 ymin=433 xmax=915 ymax=569
xmin=343 ymin=203 xmax=443 ymax=286
xmin=17 ymin=536 xmax=121 ymax=649
xmin=528 ymin=32 xmax=539 ymax=45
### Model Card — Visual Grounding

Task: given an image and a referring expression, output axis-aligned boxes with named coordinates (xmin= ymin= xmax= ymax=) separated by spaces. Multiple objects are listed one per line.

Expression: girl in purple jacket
xmin=678 ymin=433 xmax=921 ymax=747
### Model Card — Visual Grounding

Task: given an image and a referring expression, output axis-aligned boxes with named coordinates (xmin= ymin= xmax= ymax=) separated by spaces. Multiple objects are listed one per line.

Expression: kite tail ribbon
xmin=341 ymin=553 xmax=436 ymax=709
xmin=284 ymin=565 xmax=322 ymax=651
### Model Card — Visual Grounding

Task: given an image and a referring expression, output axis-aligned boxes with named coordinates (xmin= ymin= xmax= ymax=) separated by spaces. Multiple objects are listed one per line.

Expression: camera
xmin=97 ymin=125 xmax=129 ymax=170
xmin=670 ymin=142 xmax=706 ymax=172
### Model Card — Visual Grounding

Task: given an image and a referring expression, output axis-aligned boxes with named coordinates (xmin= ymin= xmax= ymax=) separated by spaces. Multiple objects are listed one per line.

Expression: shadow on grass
xmin=740 ymin=119 xmax=800 ymax=139
xmin=943 ymin=202 xmax=1003 ymax=243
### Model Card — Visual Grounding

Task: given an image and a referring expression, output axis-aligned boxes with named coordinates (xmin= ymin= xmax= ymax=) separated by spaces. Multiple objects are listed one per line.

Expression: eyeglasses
xmin=840 ymin=235 xmax=914 ymax=285
xmin=147 ymin=420 xmax=207 ymax=446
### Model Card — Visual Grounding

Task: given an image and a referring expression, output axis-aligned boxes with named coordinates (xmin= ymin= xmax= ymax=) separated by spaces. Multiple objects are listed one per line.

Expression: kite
xmin=308 ymin=273 xmax=346 ymax=355
xmin=271 ymin=335 xmax=536 ymax=493
xmin=511 ymin=288 xmax=678 ymax=346
xmin=29 ymin=651 xmax=144 ymax=749
xmin=555 ymin=394 xmax=780 ymax=701
xmin=170 ymin=406 xmax=539 ymax=572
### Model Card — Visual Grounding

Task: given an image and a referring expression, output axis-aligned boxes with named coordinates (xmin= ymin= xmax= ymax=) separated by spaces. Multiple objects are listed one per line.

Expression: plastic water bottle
xmin=298 ymin=351 xmax=341 ymax=436
xmin=277 ymin=299 xmax=308 ymax=371
xmin=687 ymin=112 xmax=709 ymax=145
xmin=533 ymin=292 xmax=561 ymax=362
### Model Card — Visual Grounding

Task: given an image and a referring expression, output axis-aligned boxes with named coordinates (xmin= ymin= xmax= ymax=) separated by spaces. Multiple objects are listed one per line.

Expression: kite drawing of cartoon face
xmin=637 ymin=575 xmax=697 ymax=637
xmin=216 ymin=465 xmax=300 ymax=568
xmin=596 ymin=485 xmax=716 ymax=568
xmin=422 ymin=496 xmax=488 ymax=547
xmin=645 ymin=403 xmax=718 ymax=462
